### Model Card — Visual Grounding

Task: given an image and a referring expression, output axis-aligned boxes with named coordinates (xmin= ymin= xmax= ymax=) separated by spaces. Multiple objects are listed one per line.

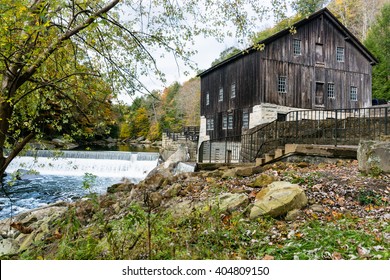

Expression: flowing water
xmin=0 ymin=150 xmax=159 ymax=220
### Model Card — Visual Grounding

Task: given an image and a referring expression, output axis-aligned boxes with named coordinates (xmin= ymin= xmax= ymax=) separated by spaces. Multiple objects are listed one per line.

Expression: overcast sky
xmin=116 ymin=1 xmax=280 ymax=104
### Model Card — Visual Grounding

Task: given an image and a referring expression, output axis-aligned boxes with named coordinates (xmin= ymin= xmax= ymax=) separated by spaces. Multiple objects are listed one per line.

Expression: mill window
xmin=293 ymin=39 xmax=301 ymax=55
xmin=350 ymin=86 xmax=358 ymax=101
xmin=336 ymin=47 xmax=345 ymax=62
xmin=278 ymin=76 xmax=287 ymax=93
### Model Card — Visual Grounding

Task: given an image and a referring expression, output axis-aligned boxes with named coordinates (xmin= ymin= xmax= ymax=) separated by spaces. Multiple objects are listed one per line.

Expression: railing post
xmin=385 ymin=107 xmax=388 ymax=135
xmin=225 ymin=137 xmax=228 ymax=163
xmin=209 ymin=141 xmax=212 ymax=163
xmin=250 ymin=134 xmax=253 ymax=162
xmin=334 ymin=109 xmax=338 ymax=147
xmin=295 ymin=111 xmax=299 ymax=139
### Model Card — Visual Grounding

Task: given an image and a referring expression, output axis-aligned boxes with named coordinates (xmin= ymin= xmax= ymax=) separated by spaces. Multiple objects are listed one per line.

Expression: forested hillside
xmin=117 ymin=78 xmax=200 ymax=142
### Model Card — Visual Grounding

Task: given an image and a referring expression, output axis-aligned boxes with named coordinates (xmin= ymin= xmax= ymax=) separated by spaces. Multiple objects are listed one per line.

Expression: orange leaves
xmin=331 ymin=252 xmax=343 ymax=260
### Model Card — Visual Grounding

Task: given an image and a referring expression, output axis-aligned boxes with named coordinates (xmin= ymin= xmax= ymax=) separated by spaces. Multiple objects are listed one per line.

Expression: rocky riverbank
xmin=0 ymin=157 xmax=389 ymax=259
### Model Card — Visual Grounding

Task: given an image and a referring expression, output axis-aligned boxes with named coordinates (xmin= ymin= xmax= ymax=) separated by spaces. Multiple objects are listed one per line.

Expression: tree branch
xmin=0 ymin=132 xmax=35 ymax=175
xmin=17 ymin=0 xmax=120 ymax=89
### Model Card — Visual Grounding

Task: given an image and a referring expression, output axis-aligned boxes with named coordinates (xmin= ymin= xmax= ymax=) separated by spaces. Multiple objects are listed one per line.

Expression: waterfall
xmin=0 ymin=150 xmax=160 ymax=220
xmin=6 ymin=150 xmax=160 ymax=179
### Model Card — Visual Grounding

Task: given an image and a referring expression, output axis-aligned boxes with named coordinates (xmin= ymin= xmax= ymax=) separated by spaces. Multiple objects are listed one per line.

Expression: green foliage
xmin=291 ymin=0 xmax=329 ymax=16
xmin=1 ymin=0 xmax=273 ymax=176
xmin=364 ymin=3 xmax=390 ymax=101
xmin=82 ymin=173 xmax=98 ymax=192
xmin=358 ymin=189 xmax=388 ymax=206
xmin=19 ymin=200 xmax=389 ymax=260
xmin=251 ymin=14 xmax=304 ymax=43
xmin=211 ymin=47 xmax=242 ymax=66
xmin=117 ymin=78 xmax=201 ymax=140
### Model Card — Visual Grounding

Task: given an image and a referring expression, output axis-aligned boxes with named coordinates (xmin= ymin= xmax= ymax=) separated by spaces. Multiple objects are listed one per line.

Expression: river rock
xmin=163 ymin=183 xmax=182 ymax=198
xmin=250 ymin=181 xmax=307 ymax=219
xmin=249 ymin=173 xmax=277 ymax=188
xmin=285 ymin=209 xmax=302 ymax=221
xmin=0 ymin=239 xmax=18 ymax=256
xmin=149 ymin=192 xmax=163 ymax=208
xmin=216 ymin=193 xmax=249 ymax=212
xmin=107 ymin=182 xmax=134 ymax=193
xmin=358 ymin=140 xmax=390 ymax=174
xmin=221 ymin=168 xmax=237 ymax=179
xmin=235 ymin=166 xmax=263 ymax=177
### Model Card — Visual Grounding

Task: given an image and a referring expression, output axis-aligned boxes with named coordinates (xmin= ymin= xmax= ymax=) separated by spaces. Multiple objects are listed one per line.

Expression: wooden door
xmin=315 ymin=82 xmax=324 ymax=106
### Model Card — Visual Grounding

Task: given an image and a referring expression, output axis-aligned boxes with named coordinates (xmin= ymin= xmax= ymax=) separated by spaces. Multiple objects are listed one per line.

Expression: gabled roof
xmin=198 ymin=8 xmax=378 ymax=77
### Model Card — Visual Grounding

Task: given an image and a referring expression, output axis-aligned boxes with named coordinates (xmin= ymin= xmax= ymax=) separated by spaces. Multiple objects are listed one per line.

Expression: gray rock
xmin=358 ymin=140 xmax=390 ymax=174
xmin=216 ymin=193 xmax=249 ymax=212
xmin=163 ymin=183 xmax=182 ymax=198
xmin=285 ymin=209 xmax=302 ymax=221
xmin=249 ymin=174 xmax=277 ymax=188
xmin=221 ymin=168 xmax=237 ymax=179
xmin=250 ymin=181 xmax=308 ymax=219
xmin=149 ymin=192 xmax=163 ymax=208
xmin=163 ymin=145 xmax=189 ymax=169
xmin=0 ymin=239 xmax=18 ymax=256
xmin=310 ymin=204 xmax=325 ymax=213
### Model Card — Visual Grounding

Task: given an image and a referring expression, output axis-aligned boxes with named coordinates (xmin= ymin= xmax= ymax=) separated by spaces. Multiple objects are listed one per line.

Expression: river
xmin=0 ymin=150 xmax=160 ymax=220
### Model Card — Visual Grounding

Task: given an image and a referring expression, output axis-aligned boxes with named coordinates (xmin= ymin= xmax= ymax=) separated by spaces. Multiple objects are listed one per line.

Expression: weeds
xmin=17 ymin=197 xmax=389 ymax=260
xmin=358 ymin=189 xmax=388 ymax=206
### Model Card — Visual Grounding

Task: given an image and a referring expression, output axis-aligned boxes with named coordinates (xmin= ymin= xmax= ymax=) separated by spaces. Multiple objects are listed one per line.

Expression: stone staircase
xmin=255 ymin=144 xmax=358 ymax=166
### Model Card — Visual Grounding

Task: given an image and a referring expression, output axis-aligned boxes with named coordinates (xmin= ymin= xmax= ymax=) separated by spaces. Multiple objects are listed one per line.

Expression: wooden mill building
xmin=197 ymin=8 xmax=378 ymax=162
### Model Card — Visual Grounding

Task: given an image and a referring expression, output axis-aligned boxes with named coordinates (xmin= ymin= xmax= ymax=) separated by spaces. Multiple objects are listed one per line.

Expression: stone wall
xmin=161 ymin=133 xmax=198 ymax=162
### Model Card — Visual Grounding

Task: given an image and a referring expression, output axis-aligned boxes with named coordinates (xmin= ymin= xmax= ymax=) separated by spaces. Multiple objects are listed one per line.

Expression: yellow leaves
xmin=289 ymin=25 xmax=297 ymax=35
xmin=253 ymin=43 xmax=265 ymax=51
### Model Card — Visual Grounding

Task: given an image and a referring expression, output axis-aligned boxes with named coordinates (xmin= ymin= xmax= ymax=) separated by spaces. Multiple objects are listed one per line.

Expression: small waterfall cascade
xmin=6 ymin=150 xmax=160 ymax=179
xmin=0 ymin=150 xmax=160 ymax=219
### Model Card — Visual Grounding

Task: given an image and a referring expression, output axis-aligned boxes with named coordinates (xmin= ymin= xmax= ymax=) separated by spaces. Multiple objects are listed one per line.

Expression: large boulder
xmin=250 ymin=181 xmax=307 ymax=219
xmin=358 ymin=140 xmax=390 ymax=174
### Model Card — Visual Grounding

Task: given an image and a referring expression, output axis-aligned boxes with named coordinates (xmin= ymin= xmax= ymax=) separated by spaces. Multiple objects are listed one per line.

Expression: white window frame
xmin=327 ymin=83 xmax=335 ymax=99
xmin=242 ymin=111 xmax=249 ymax=129
xmin=293 ymin=39 xmax=301 ymax=56
xmin=336 ymin=47 xmax=345 ymax=62
xmin=206 ymin=92 xmax=210 ymax=105
xmin=218 ymin=87 xmax=223 ymax=102
xmin=228 ymin=113 xmax=233 ymax=130
xmin=231 ymin=83 xmax=236 ymax=98
xmin=278 ymin=76 xmax=287 ymax=93
xmin=222 ymin=115 xmax=228 ymax=130
xmin=206 ymin=118 xmax=214 ymax=131
xmin=350 ymin=86 xmax=358 ymax=101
